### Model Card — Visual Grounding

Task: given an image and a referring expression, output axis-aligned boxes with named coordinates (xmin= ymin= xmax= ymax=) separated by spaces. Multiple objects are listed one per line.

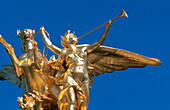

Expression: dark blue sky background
xmin=0 ymin=0 xmax=169 ymax=110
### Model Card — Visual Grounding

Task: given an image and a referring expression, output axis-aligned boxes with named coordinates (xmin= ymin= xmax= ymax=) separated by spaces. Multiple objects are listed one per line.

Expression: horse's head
xmin=17 ymin=29 xmax=37 ymax=52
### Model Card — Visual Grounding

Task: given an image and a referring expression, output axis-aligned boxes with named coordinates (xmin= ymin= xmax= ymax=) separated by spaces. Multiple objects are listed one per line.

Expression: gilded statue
xmin=0 ymin=29 xmax=61 ymax=109
xmin=38 ymin=10 xmax=161 ymax=110
xmin=0 ymin=9 xmax=161 ymax=110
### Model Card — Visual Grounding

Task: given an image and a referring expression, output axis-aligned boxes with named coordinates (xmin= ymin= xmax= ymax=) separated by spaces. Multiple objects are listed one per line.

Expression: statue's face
xmin=17 ymin=29 xmax=35 ymax=51
xmin=61 ymin=35 xmax=78 ymax=48
xmin=18 ymin=29 xmax=35 ymax=41
xmin=61 ymin=32 xmax=78 ymax=47
xmin=65 ymin=34 xmax=78 ymax=45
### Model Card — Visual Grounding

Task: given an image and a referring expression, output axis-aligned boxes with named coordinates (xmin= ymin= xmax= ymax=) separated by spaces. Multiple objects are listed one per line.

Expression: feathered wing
xmin=0 ymin=65 xmax=22 ymax=87
xmin=77 ymin=44 xmax=161 ymax=78
xmin=87 ymin=46 xmax=161 ymax=77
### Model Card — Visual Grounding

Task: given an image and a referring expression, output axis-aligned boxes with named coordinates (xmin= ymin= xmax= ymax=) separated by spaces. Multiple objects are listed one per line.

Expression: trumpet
xmin=78 ymin=9 xmax=128 ymax=39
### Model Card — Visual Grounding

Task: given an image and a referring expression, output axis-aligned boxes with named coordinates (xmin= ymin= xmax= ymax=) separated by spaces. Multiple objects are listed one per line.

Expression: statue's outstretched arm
xmin=0 ymin=35 xmax=22 ymax=77
xmin=86 ymin=20 xmax=112 ymax=53
xmin=39 ymin=26 xmax=62 ymax=55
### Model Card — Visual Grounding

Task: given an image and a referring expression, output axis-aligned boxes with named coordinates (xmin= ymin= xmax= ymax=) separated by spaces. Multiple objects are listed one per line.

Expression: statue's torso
xmin=59 ymin=48 xmax=89 ymax=83
xmin=18 ymin=50 xmax=46 ymax=92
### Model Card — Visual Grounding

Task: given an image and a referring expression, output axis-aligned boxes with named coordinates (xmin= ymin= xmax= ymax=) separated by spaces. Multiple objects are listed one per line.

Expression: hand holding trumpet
xmin=106 ymin=20 xmax=112 ymax=29
xmin=78 ymin=9 xmax=128 ymax=39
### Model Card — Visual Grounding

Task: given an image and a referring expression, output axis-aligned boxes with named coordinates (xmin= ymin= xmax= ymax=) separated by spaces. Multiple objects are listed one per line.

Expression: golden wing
xmin=0 ymin=65 xmax=22 ymax=87
xmin=87 ymin=46 xmax=161 ymax=77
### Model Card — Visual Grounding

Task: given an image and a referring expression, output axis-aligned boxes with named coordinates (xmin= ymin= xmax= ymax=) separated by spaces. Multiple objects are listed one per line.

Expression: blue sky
xmin=0 ymin=0 xmax=169 ymax=110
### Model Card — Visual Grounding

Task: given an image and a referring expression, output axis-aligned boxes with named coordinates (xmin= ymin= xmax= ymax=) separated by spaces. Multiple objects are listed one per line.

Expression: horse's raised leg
xmin=0 ymin=35 xmax=22 ymax=77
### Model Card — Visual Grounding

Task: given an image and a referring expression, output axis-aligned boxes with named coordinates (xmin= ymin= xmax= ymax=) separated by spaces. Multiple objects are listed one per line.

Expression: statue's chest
xmin=19 ymin=53 xmax=35 ymax=67
xmin=64 ymin=49 xmax=87 ymax=64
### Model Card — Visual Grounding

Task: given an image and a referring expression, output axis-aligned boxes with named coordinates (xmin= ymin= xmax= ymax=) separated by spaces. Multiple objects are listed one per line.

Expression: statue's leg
xmin=64 ymin=73 xmax=76 ymax=110
xmin=0 ymin=35 xmax=22 ymax=77
xmin=67 ymin=87 xmax=76 ymax=110
xmin=80 ymin=81 xmax=89 ymax=110
xmin=57 ymin=71 xmax=76 ymax=110
xmin=67 ymin=76 xmax=89 ymax=110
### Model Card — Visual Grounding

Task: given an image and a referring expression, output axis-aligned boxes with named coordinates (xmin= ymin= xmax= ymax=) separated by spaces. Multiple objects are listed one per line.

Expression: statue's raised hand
xmin=39 ymin=26 xmax=45 ymax=32
xmin=106 ymin=20 xmax=112 ymax=29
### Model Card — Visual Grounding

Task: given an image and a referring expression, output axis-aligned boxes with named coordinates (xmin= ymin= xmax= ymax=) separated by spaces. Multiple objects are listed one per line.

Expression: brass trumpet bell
xmin=120 ymin=9 xmax=128 ymax=18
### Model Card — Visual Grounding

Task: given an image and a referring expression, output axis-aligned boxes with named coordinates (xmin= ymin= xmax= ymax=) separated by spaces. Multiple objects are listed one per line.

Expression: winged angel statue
xmin=0 ymin=9 xmax=161 ymax=110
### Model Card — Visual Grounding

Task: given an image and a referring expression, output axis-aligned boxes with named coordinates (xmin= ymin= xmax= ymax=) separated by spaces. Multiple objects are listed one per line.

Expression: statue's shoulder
xmin=18 ymin=53 xmax=27 ymax=61
xmin=61 ymin=48 xmax=67 ymax=54
xmin=76 ymin=44 xmax=88 ymax=51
